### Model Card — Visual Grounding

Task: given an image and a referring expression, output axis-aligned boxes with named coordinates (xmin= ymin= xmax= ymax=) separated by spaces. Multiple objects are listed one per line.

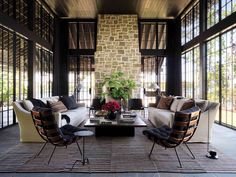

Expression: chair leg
xmin=48 ymin=146 xmax=56 ymax=164
xmin=184 ymin=143 xmax=195 ymax=159
xmin=149 ymin=141 xmax=156 ymax=157
xmin=35 ymin=142 xmax=47 ymax=158
xmin=174 ymin=147 xmax=182 ymax=168
xmin=76 ymin=140 xmax=82 ymax=156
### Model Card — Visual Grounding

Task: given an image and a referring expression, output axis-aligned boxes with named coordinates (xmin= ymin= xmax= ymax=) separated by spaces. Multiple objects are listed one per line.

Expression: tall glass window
xmin=182 ymin=46 xmax=200 ymax=98
xmin=15 ymin=0 xmax=28 ymax=27
xmin=140 ymin=22 xmax=167 ymax=49
xmin=68 ymin=22 xmax=95 ymax=50
xmin=68 ymin=21 xmax=96 ymax=105
xmin=68 ymin=23 xmax=77 ymax=49
xmin=207 ymin=0 xmax=220 ymax=29
xmin=0 ymin=27 xmax=14 ymax=128
xmin=141 ymin=56 xmax=166 ymax=106
xmin=0 ymin=25 xmax=28 ymax=129
xmin=207 ymin=37 xmax=220 ymax=121
xmin=221 ymin=0 xmax=236 ymax=19
xmin=181 ymin=2 xmax=200 ymax=45
xmin=68 ymin=55 xmax=95 ymax=106
xmin=159 ymin=58 xmax=167 ymax=92
xmin=15 ymin=35 xmax=28 ymax=101
xmin=0 ymin=0 xmax=28 ymax=27
xmin=35 ymin=45 xmax=53 ymax=98
xmin=35 ymin=0 xmax=54 ymax=44
xmin=193 ymin=3 xmax=200 ymax=38
xmin=221 ymin=29 xmax=236 ymax=128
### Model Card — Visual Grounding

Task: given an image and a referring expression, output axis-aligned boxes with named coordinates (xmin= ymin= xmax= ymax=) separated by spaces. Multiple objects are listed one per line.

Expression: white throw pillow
xmin=176 ymin=98 xmax=190 ymax=111
xmin=22 ymin=100 xmax=34 ymax=111
xmin=170 ymin=98 xmax=181 ymax=112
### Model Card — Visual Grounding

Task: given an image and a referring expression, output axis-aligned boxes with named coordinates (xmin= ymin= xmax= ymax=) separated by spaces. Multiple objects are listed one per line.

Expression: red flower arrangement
xmin=102 ymin=101 xmax=121 ymax=113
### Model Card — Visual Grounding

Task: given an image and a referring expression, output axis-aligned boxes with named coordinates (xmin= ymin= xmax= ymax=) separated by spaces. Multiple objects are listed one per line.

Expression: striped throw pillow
xmin=47 ymin=101 xmax=68 ymax=113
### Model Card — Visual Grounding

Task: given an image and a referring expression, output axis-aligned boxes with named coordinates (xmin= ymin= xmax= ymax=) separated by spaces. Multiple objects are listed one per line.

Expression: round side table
xmin=74 ymin=130 xmax=94 ymax=165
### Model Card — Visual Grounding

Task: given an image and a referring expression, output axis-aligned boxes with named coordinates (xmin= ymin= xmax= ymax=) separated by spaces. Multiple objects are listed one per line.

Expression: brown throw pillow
xmin=47 ymin=101 xmax=68 ymax=113
xmin=180 ymin=99 xmax=195 ymax=111
xmin=157 ymin=97 xmax=174 ymax=110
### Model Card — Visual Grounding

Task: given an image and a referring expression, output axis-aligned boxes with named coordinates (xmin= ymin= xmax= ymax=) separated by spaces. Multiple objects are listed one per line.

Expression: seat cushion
xmin=143 ymin=126 xmax=172 ymax=140
xmin=148 ymin=107 xmax=175 ymax=127
xmin=60 ymin=124 xmax=86 ymax=137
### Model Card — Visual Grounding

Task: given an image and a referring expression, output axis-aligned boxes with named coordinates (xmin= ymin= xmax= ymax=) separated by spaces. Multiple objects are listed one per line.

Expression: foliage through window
xmin=0 ymin=25 xmax=28 ymax=129
xmin=35 ymin=45 xmax=53 ymax=98
xmin=207 ymin=0 xmax=220 ymax=29
xmin=221 ymin=0 xmax=236 ymax=20
xmin=221 ymin=29 xmax=236 ymax=128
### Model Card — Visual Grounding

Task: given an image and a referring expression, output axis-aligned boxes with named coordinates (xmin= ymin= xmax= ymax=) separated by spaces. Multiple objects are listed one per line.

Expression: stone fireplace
xmin=94 ymin=14 xmax=141 ymax=97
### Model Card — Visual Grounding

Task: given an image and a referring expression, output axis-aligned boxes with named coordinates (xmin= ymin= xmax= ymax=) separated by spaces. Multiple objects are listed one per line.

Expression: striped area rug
xmin=0 ymin=126 xmax=236 ymax=173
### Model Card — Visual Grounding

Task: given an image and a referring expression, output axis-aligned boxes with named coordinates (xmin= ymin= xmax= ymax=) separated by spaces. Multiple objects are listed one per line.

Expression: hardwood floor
xmin=0 ymin=123 xmax=236 ymax=177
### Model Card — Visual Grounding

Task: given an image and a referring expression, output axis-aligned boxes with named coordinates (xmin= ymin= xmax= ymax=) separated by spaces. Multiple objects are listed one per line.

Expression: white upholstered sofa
xmin=13 ymin=96 xmax=88 ymax=142
xmin=148 ymin=98 xmax=220 ymax=142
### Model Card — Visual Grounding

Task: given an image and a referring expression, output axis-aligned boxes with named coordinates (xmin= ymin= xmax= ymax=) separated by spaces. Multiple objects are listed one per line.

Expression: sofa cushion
xmin=29 ymin=98 xmax=48 ymax=108
xmin=170 ymin=98 xmax=182 ymax=112
xmin=47 ymin=101 xmax=68 ymax=113
xmin=157 ymin=97 xmax=173 ymax=110
xmin=60 ymin=95 xmax=78 ymax=110
xmin=22 ymin=100 xmax=34 ymax=111
xmin=40 ymin=96 xmax=59 ymax=104
xmin=176 ymin=98 xmax=190 ymax=111
xmin=180 ymin=99 xmax=195 ymax=111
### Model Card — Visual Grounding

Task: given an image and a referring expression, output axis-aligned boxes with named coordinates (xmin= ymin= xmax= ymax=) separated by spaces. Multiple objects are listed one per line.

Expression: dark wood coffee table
xmin=84 ymin=114 xmax=147 ymax=136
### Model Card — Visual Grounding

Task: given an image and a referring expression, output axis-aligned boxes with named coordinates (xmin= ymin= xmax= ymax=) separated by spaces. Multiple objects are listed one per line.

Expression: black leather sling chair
xmin=31 ymin=106 xmax=86 ymax=165
xmin=143 ymin=106 xmax=201 ymax=168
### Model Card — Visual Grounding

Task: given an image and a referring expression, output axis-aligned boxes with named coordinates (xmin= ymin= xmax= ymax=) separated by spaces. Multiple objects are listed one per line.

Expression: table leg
xmin=82 ymin=137 xmax=89 ymax=165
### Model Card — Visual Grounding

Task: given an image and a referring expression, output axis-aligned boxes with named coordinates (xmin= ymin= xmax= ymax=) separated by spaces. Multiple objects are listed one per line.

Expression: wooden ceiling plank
xmin=43 ymin=0 xmax=189 ymax=19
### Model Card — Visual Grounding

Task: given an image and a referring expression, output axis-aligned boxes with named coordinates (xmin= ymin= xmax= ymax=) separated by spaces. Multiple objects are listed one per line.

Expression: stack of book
xmin=120 ymin=113 xmax=137 ymax=123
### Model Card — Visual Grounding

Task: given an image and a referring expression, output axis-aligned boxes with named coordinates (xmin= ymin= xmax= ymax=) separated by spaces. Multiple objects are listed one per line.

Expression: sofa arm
xmin=13 ymin=101 xmax=45 ymax=142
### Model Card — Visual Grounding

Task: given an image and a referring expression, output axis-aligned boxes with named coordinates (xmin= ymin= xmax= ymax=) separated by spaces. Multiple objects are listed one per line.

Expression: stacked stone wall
xmin=95 ymin=14 xmax=141 ymax=97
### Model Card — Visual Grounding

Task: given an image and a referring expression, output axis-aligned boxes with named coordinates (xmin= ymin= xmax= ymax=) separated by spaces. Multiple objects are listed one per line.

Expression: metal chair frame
xmin=31 ymin=109 xmax=82 ymax=165
xmin=146 ymin=108 xmax=201 ymax=168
